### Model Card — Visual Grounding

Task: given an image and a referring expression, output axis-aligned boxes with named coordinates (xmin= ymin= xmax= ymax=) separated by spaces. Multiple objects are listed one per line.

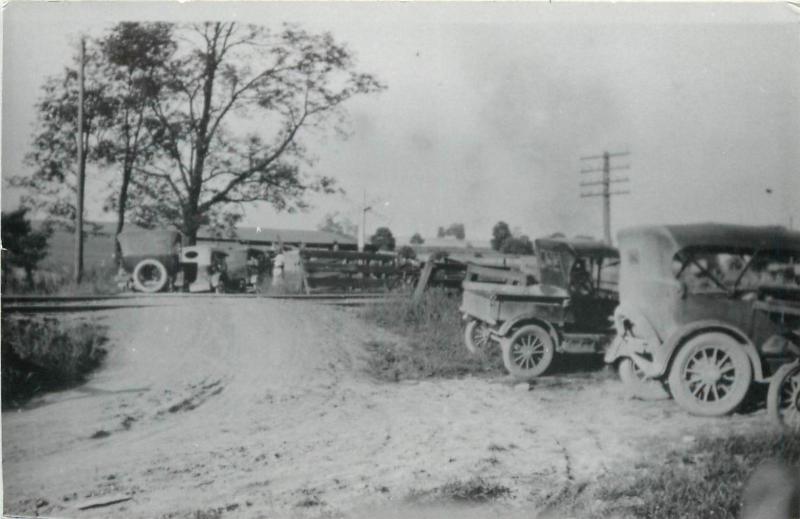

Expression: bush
xmin=361 ymin=288 xmax=503 ymax=380
xmin=2 ymin=316 xmax=108 ymax=408
xmin=2 ymin=264 xmax=120 ymax=296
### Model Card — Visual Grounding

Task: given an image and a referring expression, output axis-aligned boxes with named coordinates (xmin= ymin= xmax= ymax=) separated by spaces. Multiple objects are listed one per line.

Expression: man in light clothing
xmin=272 ymin=248 xmax=286 ymax=286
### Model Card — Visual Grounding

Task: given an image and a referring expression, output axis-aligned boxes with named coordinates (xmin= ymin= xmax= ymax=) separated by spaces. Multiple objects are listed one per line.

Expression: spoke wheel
xmin=132 ymin=259 xmax=168 ymax=293
xmin=668 ymin=333 xmax=752 ymax=416
xmin=464 ymin=320 xmax=497 ymax=354
xmin=768 ymin=362 xmax=800 ymax=431
xmin=500 ymin=324 xmax=555 ymax=381
xmin=618 ymin=358 xmax=671 ymax=401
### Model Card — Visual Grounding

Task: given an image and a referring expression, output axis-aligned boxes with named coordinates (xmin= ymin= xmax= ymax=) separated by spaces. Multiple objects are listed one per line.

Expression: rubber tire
xmin=132 ymin=259 xmax=168 ymax=293
xmin=464 ymin=320 xmax=497 ymax=354
xmin=618 ymin=358 xmax=671 ymax=401
xmin=500 ymin=324 xmax=555 ymax=381
xmin=767 ymin=362 xmax=800 ymax=430
xmin=668 ymin=332 xmax=752 ymax=417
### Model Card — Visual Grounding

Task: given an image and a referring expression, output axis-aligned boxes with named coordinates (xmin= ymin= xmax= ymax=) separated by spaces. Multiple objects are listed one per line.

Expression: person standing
xmin=272 ymin=248 xmax=286 ymax=286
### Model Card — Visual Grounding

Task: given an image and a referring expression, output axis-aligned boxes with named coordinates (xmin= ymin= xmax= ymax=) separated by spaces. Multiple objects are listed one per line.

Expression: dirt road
xmin=2 ymin=298 xmax=765 ymax=518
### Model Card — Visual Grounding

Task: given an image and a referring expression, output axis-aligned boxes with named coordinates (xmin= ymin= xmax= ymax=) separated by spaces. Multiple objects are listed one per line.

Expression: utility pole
xmin=74 ymin=36 xmax=87 ymax=284
xmin=358 ymin=189 xmax=372 ymax=252
xmin=580 ymin=151 xmax=631 ymax=245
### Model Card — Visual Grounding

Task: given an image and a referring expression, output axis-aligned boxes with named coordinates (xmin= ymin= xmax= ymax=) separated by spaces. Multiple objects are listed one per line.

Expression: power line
xmin=579 ymin=151 xmax=631 ymax=245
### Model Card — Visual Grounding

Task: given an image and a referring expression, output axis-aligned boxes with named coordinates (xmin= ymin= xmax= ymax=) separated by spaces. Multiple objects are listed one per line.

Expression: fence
xmin=297 ymin=249 xmax=414 ymax=294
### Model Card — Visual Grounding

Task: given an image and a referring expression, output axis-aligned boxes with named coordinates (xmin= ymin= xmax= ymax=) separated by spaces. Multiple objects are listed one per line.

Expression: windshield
xmin=672 ymin=250 xmax=800 ymax=294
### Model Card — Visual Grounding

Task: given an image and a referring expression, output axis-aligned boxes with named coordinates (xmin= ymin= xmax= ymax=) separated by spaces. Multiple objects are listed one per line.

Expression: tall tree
xmin=98 ymin=22 xmax=176 ymax=237
xmin=131 ymin=22 xmax=384 ymax=243
xmin=491 ymin=221 xmax=512 ymax=251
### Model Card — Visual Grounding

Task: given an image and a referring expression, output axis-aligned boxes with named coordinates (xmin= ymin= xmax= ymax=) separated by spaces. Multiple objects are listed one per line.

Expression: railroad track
xmin=1 ymin=292 xmax=402 ymax=314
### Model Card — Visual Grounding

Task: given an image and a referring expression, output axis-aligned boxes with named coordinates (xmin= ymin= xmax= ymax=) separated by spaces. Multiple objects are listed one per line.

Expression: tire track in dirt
xmin=3 ymin=298 xmax=770 ymax=518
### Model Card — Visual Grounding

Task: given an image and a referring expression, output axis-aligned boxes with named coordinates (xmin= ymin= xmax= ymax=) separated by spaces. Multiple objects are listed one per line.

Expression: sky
xmin=2 ymin=2 xmax=799 ymax=243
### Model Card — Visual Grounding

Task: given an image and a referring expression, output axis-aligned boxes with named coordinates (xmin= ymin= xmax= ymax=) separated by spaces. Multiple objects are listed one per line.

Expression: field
xmin=2 ymin=293 xmax=793 ymax=519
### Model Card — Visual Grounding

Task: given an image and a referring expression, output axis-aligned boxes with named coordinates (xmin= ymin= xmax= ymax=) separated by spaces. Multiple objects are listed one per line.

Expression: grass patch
xmin=361 ymin=288 xmax=504 ymax=381
xmin=2 ymin=316 xmax=108 ymax=408
xmin=558 ymin=431 xmax=800 ymax=519
xmin=409 ymin=477 xmax=511 ymax=503
xmin=2 ymin=264 xmax=121 ymax=296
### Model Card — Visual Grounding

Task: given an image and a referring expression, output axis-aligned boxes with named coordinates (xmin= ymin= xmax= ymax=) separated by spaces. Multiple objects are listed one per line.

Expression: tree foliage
xmin=14 ymin=43 xmax=113 ymax=230
xmin=370 ymin=226 xmax=395 ymax=251
xmin=126 ymin=22 xmax=384 ymax=242
xmin=442 ymin=223 xmax=465 ymax=240
xmin=16 ymin=23 xmax=176 ymax=235
xmin=16 ymin=22 xmax=384 ymax=245
xmin=500 ymin=235 xmax=534 ymax=255
xmin=1 ymin=208 xmax=52 ymax=286
xmin=491 ymin=221 xmax=512 ymax=251
xmin=318 ymin=211 xmax=357 ymax=238
xmin=410 ymin=232 xmax=425 ymax=245
xmin=397 ymin=245 xmax=416 ymax=260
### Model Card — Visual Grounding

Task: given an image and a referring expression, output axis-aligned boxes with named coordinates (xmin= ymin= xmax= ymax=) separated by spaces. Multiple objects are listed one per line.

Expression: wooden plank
xmin=413 ymin=261 xmax=436 ymax=301
xmin=302 ymin=262 xmax=401 ymax=274
xmin=75 ymin=494 xmax=133 ymax=510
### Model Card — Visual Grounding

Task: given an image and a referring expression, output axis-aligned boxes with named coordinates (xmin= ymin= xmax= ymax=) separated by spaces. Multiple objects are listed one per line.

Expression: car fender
xmin=496 ymin=313 xmax=560 ymax=347
xmin=656 ymin=320 xmax=765 ymax=381
xmin=604 ymin=303 xmax=660 ymax=364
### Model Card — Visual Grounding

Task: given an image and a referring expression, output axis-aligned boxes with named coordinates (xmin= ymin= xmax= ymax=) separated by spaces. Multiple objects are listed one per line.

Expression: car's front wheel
xmin=668 ymin=332 xmax=752 ymax=416
xmin=767 ymin=361 xmax=800 ymax=431
xmin=500 ymin=324 xmax=555 ymax=381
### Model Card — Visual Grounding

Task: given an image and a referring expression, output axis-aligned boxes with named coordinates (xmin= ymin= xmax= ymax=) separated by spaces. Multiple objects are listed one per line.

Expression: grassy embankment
xmin=2 ymin=316 xmax=109 ymax=408
xmin=360 ymin=288 xmax=504 ymax=381
xmin=543 ymin=430 xmax=800 ymax=519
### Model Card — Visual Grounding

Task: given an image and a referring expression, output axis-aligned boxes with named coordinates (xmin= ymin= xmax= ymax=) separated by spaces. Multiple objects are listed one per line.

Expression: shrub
xmin=361 ymin=288 xmax=503 ymax=380
xmin=2 ymin=316 xmax=108 ymax=408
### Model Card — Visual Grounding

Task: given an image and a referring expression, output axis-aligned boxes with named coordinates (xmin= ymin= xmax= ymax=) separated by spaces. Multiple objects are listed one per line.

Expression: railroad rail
xmin=1 ymin=292 xmax=401 ymax=314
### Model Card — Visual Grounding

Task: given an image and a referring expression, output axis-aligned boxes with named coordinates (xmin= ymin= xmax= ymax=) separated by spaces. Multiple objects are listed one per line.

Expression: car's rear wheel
xmin=500 ymin=324 xmax=555 ymax=381
xmin=668 ymin=333 xmax=752 ymax=416
xmin=132 ymin=259 xmax=168 ymax=293
xmin=767 ymin=362 xmax=800 ymax=431
xmin=618 ymin=357 xmax=671 ymax=401
xmin=464 ymin=320 xmax=497 ymax=354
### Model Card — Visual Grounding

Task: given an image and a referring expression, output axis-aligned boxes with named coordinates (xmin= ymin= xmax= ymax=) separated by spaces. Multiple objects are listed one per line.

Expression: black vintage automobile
xmin=460 ymin=238 xmax=619 ymax=381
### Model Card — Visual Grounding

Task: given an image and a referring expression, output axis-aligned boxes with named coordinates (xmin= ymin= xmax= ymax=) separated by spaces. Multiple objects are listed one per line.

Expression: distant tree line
xmin=491 ymin=221 xmax=533 ymax=255
xmin=12 ymin=22 xmax=384 ymax=245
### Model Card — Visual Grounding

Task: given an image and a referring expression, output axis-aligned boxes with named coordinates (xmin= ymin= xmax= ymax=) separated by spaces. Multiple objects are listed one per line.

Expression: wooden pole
xmin=74 ymin=36 xmax=86 ymax=284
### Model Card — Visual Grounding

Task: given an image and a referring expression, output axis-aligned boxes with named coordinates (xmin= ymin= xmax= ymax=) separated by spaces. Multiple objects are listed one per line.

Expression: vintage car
xmin=117 ymin=229 xmax=183 ymax=293
xmin=117 ymin=230 xmax=267 ymax=293
xmin=605 ymin=223 xmax=800 ymax=417
xmin=460 ymin=238 xmax=619 ymax=380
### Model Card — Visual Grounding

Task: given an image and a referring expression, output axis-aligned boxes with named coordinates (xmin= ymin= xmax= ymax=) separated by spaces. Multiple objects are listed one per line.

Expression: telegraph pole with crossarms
xmin=580 ymin=151 xmax=630 ymax=245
